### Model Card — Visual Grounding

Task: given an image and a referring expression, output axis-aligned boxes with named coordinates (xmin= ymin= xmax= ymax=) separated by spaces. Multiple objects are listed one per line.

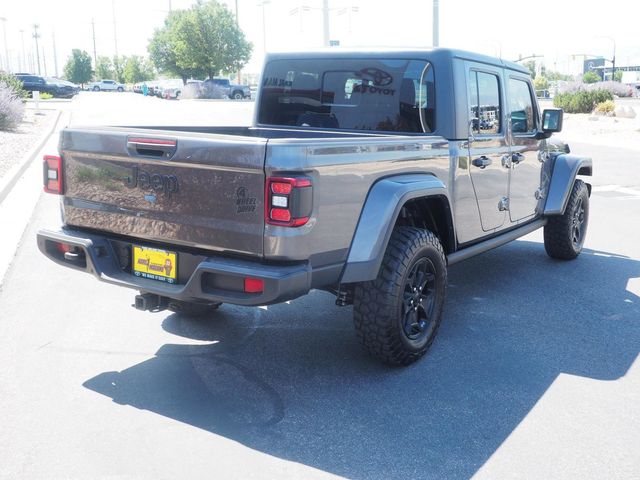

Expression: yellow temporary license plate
xmin=132 ymin=246 xmax=177 ymax=284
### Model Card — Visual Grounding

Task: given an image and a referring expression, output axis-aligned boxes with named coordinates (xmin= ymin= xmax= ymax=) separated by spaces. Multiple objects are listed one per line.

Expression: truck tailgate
xmin=60 ymin=127 xmax=267 ymax=257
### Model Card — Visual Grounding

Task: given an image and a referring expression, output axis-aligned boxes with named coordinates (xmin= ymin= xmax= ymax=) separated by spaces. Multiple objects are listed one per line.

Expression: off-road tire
xmin=167 ymin=300 xmax=222 ymax=318
xmin=353 ymin=227 xmax=447 ymax=366
xmin=117 ymin=87 xmax=124 ymax=92
xmin=544 ymin=179 xmax=589 ymax=260
xmin=232 ymin=91 xmax=244 ymax=100
xmin=93 ymin=86 xmax=100 ymax=91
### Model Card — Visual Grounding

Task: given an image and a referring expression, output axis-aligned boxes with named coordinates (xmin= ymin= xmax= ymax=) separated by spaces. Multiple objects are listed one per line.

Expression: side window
xmin=468 ymin=71 xmax=501 ymax=135
xmin=509 ymin=78 xmax=536 ymax=134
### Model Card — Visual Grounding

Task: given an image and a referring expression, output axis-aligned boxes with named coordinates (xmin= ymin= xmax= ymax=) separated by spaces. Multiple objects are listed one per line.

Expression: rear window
xmin=258 ymin=58 xmax=435 ymax=133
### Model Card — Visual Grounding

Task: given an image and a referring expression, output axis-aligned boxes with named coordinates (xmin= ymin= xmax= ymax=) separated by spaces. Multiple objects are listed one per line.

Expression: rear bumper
xmin=37 ymin=228 xmax=312 ymax=306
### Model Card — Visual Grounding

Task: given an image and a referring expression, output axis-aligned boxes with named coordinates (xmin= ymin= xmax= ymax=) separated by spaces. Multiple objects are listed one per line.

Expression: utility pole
xmin=42 ymin=46 xmax=47 ymax=76
xmin=260 ymin=1 xmax=270 ymax=54
xmin=0 ymin=17 xmax=9 ymax=72
xmin=432 ymin=0 xmax=439 ymax=47
xmin=33 ymin=24 xmax=41 ymax=75
xmin=91 ymin=18 xmax=98 ymax=68
xmin=235 ymin=0 xmax=241 ymax=83
xmin=322 ymin=0 xmax=330 ymax=47
xmin=112 ymin=0 xmax=119 ymax=59
xmin=20 ymin=30 xmax=26 ymax=73
xmin=52 ymin=31 xmax=58 ymax=77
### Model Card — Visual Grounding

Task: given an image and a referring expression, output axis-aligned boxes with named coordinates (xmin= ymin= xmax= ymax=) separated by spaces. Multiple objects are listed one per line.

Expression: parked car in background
xmin=88 ymin=79 xmax=125 ymax=92
xmin=163 ymin=79 xmax=203 ymax=99
xmin=14 ymin=74 xmax=51 ymax=97
xmin=15 ymin=74 xmax=79 ymax=98
xmin=201 ymin=77 xmax=250 ymax=99
xmin=45 ymin=78 xmax=80 ymax=98
xmin=146 ymin=80 xmax=161 ymax=96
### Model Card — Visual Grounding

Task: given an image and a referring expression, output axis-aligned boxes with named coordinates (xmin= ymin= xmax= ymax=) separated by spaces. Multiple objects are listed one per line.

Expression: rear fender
xmin=544 ymin=154 xmax=592 ymax=216
xmin=340 ymin=174 xmax=452 ymax=283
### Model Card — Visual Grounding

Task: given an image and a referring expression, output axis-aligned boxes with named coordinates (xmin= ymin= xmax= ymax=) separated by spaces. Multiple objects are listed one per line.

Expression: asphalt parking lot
xmin=0 ymin=92 xmax=638 ymax=479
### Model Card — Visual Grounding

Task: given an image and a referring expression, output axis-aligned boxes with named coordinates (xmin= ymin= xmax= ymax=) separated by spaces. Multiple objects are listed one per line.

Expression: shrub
xmin=583 ymin=71 xmax=600 ymax=84
xmin=560 ymin=80 xmax=633 ymax=98
xmin=0 ymin=72 xmax=27 ymax=99
xmin=553 ymin=89 xmax=613 ymax=113
xmin=39 ymin=92 xmax=53 ymax=100
xmin=0 ymin=82 xmax=25 ymax=130
xmin=594 ymin=100 xmax=615 ymax=114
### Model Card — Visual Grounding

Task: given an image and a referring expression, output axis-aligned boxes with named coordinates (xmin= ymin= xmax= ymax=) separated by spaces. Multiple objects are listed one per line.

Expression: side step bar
xmin=447 ymin=219 xmax=547 ymax=266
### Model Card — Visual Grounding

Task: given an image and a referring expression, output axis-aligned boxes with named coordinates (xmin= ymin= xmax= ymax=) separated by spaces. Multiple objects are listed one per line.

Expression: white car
xmin=88 ymin=80 xmax=125 ymax=92
xmin=163 ymin=79 xmax=203 ymax=99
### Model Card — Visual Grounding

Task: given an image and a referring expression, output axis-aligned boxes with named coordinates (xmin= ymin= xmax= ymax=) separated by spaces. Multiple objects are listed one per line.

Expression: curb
xmin=0 ymin=109 xmax=63 ymax=205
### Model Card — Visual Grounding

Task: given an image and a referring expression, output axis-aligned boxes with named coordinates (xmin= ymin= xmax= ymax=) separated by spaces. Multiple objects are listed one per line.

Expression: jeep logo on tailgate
xmin=124 ymin=166 xmax=179 ymax=197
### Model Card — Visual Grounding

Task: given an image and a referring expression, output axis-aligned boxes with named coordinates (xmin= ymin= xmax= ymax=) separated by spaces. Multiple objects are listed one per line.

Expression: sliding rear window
xmin=258 ymin=58 xmax=435 ymax=133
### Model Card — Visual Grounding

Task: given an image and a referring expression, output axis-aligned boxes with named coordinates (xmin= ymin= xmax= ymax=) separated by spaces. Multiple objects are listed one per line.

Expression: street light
xmin=0 ymin=17 xmax=9 ymax=73
xmin=258 ymin=0 xmax=271 ymax=54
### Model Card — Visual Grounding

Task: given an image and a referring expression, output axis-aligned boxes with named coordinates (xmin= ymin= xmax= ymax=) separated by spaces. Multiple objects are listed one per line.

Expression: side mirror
xmin=542 ymin=108 xmax=563 ymax=134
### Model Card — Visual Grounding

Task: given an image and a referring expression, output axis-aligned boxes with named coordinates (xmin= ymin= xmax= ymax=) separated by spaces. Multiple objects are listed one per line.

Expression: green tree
xmin=533 ymin=75 xmax=549 ymax=92
xmin=148 ymin=11 xmax=206 ymax=83
xmin=172 ymin=1 xmax=252 ymax=80
xmin=112 ymin=56 xmax=128 ymax=83
xmin=583 ymin=71 xmax=601 ymax=84
xmin=523 ymin=60 xmax=537 ymax=79
xmin=613 ymin=70 xmax=623 ymax=82
xmin=95 ymin=56 xmax=114 ymax=80
xmin=546 ymin=70 xmax=572 ymax=82
xmin=63 ymin=49 xmax=93 ymax=86
xmin=123 ymin=56 xmax=155 ymax=83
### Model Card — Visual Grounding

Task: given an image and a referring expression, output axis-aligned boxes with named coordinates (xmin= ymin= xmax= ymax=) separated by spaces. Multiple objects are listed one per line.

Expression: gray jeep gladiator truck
xmin=38 ymin=48 xmax=591 ymax=366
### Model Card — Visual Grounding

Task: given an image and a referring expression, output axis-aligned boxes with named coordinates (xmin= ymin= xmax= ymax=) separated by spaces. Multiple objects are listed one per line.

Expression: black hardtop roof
xmin=265 ymin=47 xmax=529 ymax=75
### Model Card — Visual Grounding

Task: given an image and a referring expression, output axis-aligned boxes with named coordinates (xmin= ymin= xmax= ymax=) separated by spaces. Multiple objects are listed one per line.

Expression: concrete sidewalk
xmin=0 ymin=109 xmax=67 ymax=287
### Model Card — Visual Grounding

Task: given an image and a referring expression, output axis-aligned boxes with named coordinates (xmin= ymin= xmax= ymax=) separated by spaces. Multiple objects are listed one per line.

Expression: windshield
xmin=258 ymin=58 xmax=435 ymax=133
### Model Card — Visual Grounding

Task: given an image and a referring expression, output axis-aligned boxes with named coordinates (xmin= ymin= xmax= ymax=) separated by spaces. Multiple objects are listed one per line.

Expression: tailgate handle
xmin=127 ymin=137 xmax=177 ymax=159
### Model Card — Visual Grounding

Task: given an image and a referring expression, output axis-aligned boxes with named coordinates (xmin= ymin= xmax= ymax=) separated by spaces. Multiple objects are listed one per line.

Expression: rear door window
xmin=468 ymin=71 xmax=501 ymax=135
xmin=259 ymin=58 xmax=435 ymax=133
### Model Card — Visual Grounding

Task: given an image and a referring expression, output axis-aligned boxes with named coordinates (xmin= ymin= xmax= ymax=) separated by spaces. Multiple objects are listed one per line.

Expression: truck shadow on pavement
xmin=83 ymin=240 xmax=640 ymax=479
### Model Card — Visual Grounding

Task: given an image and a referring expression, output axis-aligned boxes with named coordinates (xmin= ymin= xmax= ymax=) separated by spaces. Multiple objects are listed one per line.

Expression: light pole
xmin=33 ymin=24 xmax=41 ymax=75
xmin=596 ymin=36 xmax=616 ymax=81
xmin=259 ymin=1 xmax=270 ymax=54
xmin=432 ymin=0 xmax=439 ymax=47
xmin=0 ymin=17 xmax=9 ymax=73
xmin=20 ymin=29 xmax=26 ymax=73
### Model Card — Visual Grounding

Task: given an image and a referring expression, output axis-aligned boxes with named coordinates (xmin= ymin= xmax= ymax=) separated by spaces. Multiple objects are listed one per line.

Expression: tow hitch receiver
xmin=133 ymin=293 xmax=168 ymax=312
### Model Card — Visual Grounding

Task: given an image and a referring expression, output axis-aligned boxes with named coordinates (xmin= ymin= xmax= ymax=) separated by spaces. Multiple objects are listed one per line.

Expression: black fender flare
xmin=340 ymin=174 xmax=453 ymax=283
xmin=544 ymin=154 xmax=592 ymax=216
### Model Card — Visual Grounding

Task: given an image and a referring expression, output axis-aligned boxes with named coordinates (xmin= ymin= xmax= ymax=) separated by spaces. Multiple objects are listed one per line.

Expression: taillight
xmin=43 ymin=155 xmax=63 ymax=194
xmin=244 ymin=277 xmax=264 ymax=293
xmin=266 ymin=176 xmax=312 ymax=227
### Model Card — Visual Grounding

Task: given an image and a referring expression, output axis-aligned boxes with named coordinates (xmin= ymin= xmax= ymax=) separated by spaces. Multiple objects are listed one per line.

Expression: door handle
xmin=511 ymin=152 xmax=525 ymax=164
xmin=472 ymin=156 xmax=492 ymax=169
xmin=126 ymin=137 xmax=177 ymax=159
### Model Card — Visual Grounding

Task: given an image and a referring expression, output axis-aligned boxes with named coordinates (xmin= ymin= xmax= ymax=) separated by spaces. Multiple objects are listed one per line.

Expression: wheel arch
xmin=544 ymin=153 xmax=592 ymax=216
xmin=340 ymin=174 xmax=455 ymax=284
